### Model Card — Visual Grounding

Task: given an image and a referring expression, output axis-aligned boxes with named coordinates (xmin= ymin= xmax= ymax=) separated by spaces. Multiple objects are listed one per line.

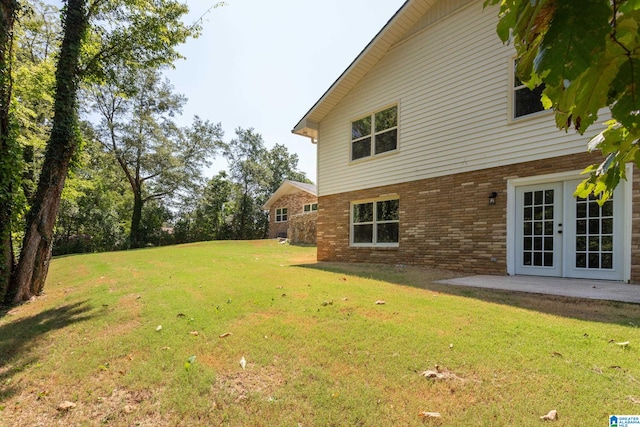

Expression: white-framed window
xmin=275 ymin=208 xmax=288 ymax=223
xmin=351 ymin=104 xmax=398 ymax=161
xmin=303 ymin=203 xmax=318 ymax=213
xmin=351 ymin=198 xmax=399 ymax=247
xmin=512 ymin=61 xmax=545 ymax=119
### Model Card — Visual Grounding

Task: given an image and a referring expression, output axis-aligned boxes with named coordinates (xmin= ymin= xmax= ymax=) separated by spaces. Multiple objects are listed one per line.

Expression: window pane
xmin=576 ymin=253 xmax=586 ymax=268
xmin=375 ymin=106 xmax=397 ymax=131
xmin=377 ymin=223 xmax=399 ymax=243
xmin=376 ymin=199 xmax=399 ymax=221
xmin=304 ymin=205 xmax=310 ymax=212
xmin=375 ymin=129 xmax=397 ymax=154
xmin=514 ymin=84 xmax=545 ymax=118
xmin=353 ymin=224 xmax=373 ymax=243
xmin=353 ymin=203 xmax=373 ymax=223
xmin=352 ymin=116 xmax=371 ymax=140
xmin=312 ymin=203 xmax=318 ymax=211
xmin=352 ymin=137 xmax=371 ymax=160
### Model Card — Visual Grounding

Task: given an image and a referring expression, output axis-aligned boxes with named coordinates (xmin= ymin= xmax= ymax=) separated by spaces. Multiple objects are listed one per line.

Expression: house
xmin=292 ymin=0 xmax=640 ymax=282
xmin=263 ymin=180 xmax=318 ymax=243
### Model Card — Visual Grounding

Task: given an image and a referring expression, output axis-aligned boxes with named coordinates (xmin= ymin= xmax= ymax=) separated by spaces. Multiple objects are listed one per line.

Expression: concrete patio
xmin=435 ymin=275 xmax=640 ymax=304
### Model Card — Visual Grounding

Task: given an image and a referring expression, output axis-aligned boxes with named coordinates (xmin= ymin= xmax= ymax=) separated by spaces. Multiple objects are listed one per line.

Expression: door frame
xmin=506 ymin=166 xmax=633 ymax=282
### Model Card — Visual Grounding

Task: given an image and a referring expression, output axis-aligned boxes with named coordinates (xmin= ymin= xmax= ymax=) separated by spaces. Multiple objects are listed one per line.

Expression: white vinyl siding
xmin=316 ymin=0 xmax=607 ymax=197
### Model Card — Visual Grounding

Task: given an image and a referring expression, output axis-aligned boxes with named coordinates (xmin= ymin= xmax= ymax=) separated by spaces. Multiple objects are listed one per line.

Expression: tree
xmin=174 ymin=171 xmax=233 ymax=243
xmin=9 ymin=0 xmax=200 ymax=303
xmin=264 ymin=143 xmax=311 ymax=194
xmin=225 ymin=128 xmax=271 ymax=240
xmin=485 ymin=0 xmax=640 ymax=201
xmin=90 ymin=67 xmax=224 ymax=248
xmin=0 ymin=0 xmax=20 ymax=301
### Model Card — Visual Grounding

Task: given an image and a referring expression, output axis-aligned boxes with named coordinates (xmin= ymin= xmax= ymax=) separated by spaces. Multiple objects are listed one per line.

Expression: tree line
xmin=0 ymin=0 xmax=309 ymax=304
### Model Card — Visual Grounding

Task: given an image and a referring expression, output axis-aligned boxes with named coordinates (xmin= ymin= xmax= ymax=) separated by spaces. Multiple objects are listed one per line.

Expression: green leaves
xmin=535 ymin=0 xmax=610 ymax=87
xmin=487 ymin=0 xmax=640 ymax=199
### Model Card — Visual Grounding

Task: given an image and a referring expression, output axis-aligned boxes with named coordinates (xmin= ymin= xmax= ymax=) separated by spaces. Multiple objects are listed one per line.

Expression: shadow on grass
xmin=0 ymin=301 xmax=97 ymax=403
xmin=295 ymin=262 xmax=640 ymax=327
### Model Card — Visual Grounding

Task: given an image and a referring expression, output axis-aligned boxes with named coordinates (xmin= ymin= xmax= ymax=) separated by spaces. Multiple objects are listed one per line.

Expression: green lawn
xmin=1 ymin=240 xmax=639 ymax=426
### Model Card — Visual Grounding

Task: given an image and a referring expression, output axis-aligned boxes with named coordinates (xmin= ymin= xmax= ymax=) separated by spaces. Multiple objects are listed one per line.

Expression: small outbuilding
xmin=263 ymin=180 xmax=318 ymax=243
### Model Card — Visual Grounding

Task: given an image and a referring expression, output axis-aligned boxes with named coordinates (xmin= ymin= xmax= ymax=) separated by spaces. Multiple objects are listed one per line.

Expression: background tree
xmin=174 ymin=171 xmax=233 ymax=243
xmin=486 ymin=0 xmax=640 ymax=200
xmin=9 ymin=0 xmax=201 ymax=303
xmin=264 ymin=143 xmax=310 ymax=194
xmin=225 ymin=128 xmax=271 ymax=240
xmin=54 ymin=126 xmax=129 ymax=255
xmin=89 ymin=67 xmax=224 ymax=248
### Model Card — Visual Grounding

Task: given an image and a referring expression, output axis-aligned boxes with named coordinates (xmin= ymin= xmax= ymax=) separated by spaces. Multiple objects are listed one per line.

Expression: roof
xmin=262 ymin=180 xmax=317 ymax=210
xmin=291 ymin=0 xmax=437 ymax=140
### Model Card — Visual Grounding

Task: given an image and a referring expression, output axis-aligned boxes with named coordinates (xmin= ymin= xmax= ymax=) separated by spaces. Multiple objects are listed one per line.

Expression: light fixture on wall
xmin=489 ymin=192 xmax=498 ymax=205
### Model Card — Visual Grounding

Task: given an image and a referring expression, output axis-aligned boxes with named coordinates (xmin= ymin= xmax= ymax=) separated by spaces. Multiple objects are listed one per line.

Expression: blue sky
xmin=163 ymin=0 xmax=407 ymax=182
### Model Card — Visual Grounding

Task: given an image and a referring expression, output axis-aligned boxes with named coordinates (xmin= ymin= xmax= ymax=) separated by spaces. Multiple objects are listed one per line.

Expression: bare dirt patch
xmin=213 ymin=365 xmax=285 ymax=404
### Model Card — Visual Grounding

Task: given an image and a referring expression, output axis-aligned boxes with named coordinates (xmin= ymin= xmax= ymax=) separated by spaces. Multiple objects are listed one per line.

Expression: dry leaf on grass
xmin=375 ymin=300 xmax=386 ymax=305
xmin=239 ymin=356 xmax=246 ymax=370
xmin=57 ymin=401 xmax=76 ymax=411
xmin=189 ymin=331 xmax=199 ymax=336
xmin=540 ymin=409 xmax=557 ymax=421
xmin=219 ymin=332 xmax=232 ymax=338
xmin=418 ymin=411 xmax=441 ymax=418
xmin=155 ymin=325 xmax=162 ymax=331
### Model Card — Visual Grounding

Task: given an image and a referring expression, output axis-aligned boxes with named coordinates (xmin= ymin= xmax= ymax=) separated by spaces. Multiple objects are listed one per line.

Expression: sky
xmin=162 ymin=0 xmax=408 ymax=183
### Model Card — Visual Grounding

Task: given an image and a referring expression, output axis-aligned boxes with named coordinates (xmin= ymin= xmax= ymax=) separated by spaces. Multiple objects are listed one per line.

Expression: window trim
xmin=303 ymin=203 xmax=318 ymax=213
xmin=350 ymin=103 xmax=399 ymax=163
xmin=275 ymin=207 xmax=288 ymax=223
xmin=350 ymin=196 xmax=400 ymax=248
xmin=508 ymin=58 xmax=551 ymax=123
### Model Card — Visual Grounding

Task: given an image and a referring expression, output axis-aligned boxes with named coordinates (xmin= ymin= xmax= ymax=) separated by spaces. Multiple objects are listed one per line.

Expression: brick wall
xmin=318 ymin=152 xmax=640 ymax=281
xmin=268 ymin=191 xmax=318 ymax=239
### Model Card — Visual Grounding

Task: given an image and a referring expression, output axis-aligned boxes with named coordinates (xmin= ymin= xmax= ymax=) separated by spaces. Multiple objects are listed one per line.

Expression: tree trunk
xmin=0 ymin=0 xmax=18 ymax=303
xmin=11 ymin=0 xmax=88 ymax=303
xmin=130 ymin=192 xmax=143 ymax=248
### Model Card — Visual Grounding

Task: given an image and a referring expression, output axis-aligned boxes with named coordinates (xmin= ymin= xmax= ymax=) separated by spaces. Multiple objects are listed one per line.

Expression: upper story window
xmin=513 ymin=63 xmax=545 ymax=119
xmin=351 ymin=198 xmax=399 ymax=247
xmin=275 ymin=208 xmax=288 ymax=223
xmin=303 ymin=203 xmax=318 ymax=213
xmin=351 ymin=105 xmax=398 ymax=161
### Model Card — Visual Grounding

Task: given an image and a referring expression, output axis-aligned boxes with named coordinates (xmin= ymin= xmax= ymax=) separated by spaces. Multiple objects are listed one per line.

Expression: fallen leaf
xmin=540 ymin=409 xmax=557 ymax=421
xmin=160 ymin=346 xmax=170 ymax=351
xmin=189 ymin=331 xmax=199 ymax=336
xmin=176 ymin=313 xmax=185 ymax=318
xmin=57 ymin=401 xmax=76 ymax=411
xmin=616 ymin=341 xmax=630 ymax=347
xmin=123 ymin=404 xmax=134 ymax=414
xmin=551 ymin=351 xmax=562 ymax=357
xmin=321 ymin=300 xmax=333 ymax=306
xmin=239 ymin=356 xmax=246 ymax=370
xmin=629 ymin=396 xmax=640 ymax=404
xmin=219 ymin=332 xmax=232 ymax=338
xmin=418 ymin=411 xmax=441 ymax=418
xmin=375 ymin=300 xmax=386 ymax=305
xmin=155 ymin=325 xmax=162 ymax=332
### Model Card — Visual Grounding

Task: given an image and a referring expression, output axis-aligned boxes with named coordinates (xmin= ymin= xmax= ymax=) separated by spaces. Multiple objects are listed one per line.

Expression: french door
xmin=514 ymin=180 xmax=625 ymax=280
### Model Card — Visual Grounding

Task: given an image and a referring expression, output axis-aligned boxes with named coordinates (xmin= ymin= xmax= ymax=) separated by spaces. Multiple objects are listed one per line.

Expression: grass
xmin=0 ymin=240 xmax=639 ymax=426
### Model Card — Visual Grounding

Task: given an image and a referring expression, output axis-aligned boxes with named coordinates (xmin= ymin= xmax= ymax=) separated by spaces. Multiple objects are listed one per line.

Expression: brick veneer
xmin=318 ymin=152 xmax=640 ymax=282
xmin=268 ymin=191 xmax=318 ymax=239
